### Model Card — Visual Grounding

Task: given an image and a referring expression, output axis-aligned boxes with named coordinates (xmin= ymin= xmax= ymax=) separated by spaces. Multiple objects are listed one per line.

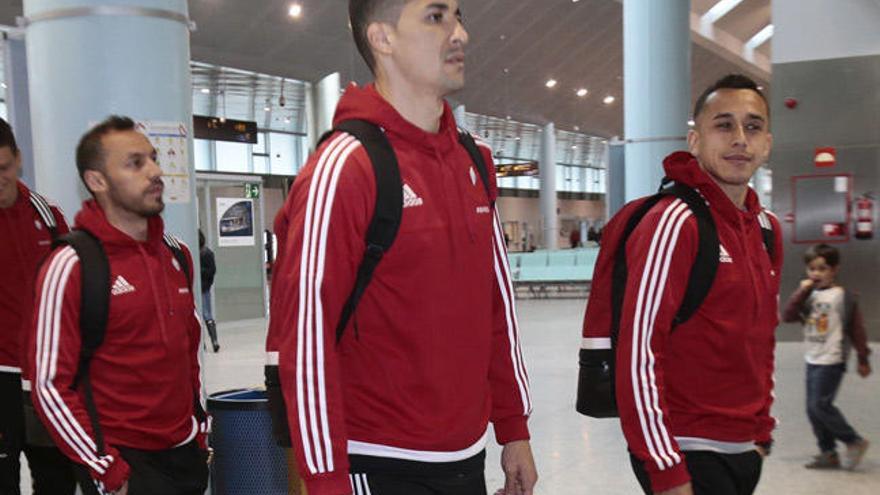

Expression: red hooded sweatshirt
xmin=0 ymin=181 xmax=68 ymax=373
xmin=584 ymin=152 xmax=782 ymax=492
xmin=25 ymin=200 xmax=206 ymax=492
xmin=267 ymin=84 xmax=532 ymax=494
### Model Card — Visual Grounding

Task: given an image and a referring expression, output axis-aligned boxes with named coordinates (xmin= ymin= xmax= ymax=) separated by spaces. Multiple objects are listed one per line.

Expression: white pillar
xmin=311 ymin=72 xmax=341 ymax=147
xmin=623 ymin=0 xmax=690 ymax=201
xmin=540 ymin=122 xmax=558 ymax=250
xmin=3 ymin=35 xmax=35 ymax=189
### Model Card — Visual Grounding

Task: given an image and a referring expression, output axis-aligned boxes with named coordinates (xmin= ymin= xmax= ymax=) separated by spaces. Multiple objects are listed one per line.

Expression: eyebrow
xmin=712 ymin=112 xmax=766 ymax=123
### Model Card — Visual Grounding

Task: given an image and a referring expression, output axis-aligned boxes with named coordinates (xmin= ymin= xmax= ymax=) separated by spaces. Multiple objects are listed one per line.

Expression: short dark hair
xmin=349 ymin=0 xmax=405 ymax=74
xmin=693 ymin=74 xmax=768 ymax=120
xmin=804 ymin=244 xmax=840 ymax=267
xmin=0 ymin=117 xmax=19 ymax=155
xmin=75 ymin=115 xmax=136 ymax=188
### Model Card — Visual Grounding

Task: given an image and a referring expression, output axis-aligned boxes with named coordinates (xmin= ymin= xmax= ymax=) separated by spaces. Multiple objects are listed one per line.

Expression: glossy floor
xmin=20 ymin=299 xmax=880 ymax=494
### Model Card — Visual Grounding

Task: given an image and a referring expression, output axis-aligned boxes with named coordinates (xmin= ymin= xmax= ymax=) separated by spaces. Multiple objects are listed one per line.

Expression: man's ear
xmin=367 ymin=21 xmax=394 ymax=59
xmin=83 ymin=169 xmax=107 ymax=194
xmin=686 ymin=128 xmax=699 ymax=157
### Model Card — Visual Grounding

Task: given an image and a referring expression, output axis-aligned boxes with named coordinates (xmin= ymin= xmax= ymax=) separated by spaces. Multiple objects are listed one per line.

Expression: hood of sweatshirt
xmin=663 ymin=151 xmax=764 ymax=226
xmin=74 ymin=199 xmax=166 ymax=253
xmin=333 ymin=83 xmax=462 ymax=154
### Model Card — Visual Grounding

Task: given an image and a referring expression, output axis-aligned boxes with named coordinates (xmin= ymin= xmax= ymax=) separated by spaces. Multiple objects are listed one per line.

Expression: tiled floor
xmin=20 ymin=299 xmax=880 ymax=494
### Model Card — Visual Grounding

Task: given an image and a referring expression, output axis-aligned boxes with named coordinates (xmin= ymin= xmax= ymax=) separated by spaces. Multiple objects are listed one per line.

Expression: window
xmin=215 ymin=141 xmax=249 ymax=173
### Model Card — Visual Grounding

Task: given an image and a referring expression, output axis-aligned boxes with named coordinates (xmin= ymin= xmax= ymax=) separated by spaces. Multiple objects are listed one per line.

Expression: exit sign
xmin=244 ymin=184 xmax=260 ymax=199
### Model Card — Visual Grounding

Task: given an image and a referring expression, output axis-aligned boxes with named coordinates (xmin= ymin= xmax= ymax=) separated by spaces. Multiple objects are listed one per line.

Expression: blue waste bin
xmin=208 ymin=389 xmax=289 ymax=494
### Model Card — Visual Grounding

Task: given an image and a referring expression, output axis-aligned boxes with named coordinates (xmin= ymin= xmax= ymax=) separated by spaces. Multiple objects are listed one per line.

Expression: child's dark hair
xmin=804 ymin=244 xmax=840 ymax=267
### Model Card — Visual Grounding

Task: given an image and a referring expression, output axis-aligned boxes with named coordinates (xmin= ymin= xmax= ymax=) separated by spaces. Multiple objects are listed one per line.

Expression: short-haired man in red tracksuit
xmin=611 ymin=75 xmax=782 ymax=495
xmin=266 ymin=1 xmax=537 ymax=494
xmin=0 ymin=117 xmax=76 ymax=495
xmin=26 ymin=116 xmax=209 ymax=495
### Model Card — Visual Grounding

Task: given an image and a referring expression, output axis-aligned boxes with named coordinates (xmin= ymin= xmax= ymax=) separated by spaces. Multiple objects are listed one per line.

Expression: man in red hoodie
xmin=0 ymin=118 xmax=75 ymax=494
xmin=614 ymin=75 xmax=782 ymax=495
xmin=267 ymin=1 xmax=536 ymax=494
xmin=26 ymin=116 xmax=208 ymax=495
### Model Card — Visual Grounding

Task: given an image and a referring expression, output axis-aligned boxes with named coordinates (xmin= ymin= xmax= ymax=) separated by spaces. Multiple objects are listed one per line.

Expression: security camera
xmin=279 ymin=94 xmax=286 ymax=107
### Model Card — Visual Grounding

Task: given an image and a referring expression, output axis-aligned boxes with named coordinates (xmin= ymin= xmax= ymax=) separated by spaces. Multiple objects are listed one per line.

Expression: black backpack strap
xmin=458 ymin=130 xmax=493 ymax=205
xmin=664 ymin=183 xmax=719 ymax=326
xmin=162 ymin=234 xmax=208 ymax=424
xmin=56 ymin=230 xmax=111 ymax=456
xmin=610 ymin=180 xmax=719 ymax=345
xmin=330 ymin=120 xmax=403 ymax=344
xmin=29 ymin=191 xmax=59 ymax=240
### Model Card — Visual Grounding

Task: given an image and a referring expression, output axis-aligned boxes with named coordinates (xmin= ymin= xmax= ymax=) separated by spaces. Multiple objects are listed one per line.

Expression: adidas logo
xmin=402 ymin=184 xmax=424 ymax=208
xmin=719 ymin=244 xmax=733 ymax=264
xmin=111 ymin=276 xmax=136 ymax=296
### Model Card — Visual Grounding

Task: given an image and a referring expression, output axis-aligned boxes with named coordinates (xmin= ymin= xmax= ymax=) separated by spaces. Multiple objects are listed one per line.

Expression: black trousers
xmin=348 ymin=451 xmax=487 ymax=495
xmin=76 ymin=441 xmax=209 ymax=495
xmin=631 ymin=450 xmax=763 ymax=495
xmin=0 ymin=372 xmax=76 ymax=495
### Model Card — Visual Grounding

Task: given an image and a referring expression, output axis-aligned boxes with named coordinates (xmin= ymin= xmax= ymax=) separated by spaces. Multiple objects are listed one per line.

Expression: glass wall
xmin=462 ymin=113 xmax=608 ymax=194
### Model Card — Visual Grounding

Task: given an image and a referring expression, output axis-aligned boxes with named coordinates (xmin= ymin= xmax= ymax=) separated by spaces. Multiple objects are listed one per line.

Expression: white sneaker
xmin=842 ymin=439 xmax=869 ymax=470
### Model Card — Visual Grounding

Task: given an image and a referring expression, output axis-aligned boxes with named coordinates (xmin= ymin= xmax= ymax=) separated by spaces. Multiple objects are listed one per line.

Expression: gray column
xmin=623 ymin=0 xmax=690 ymax=201
xmin=311 ymin=72 xmax=341 ymax=147
xmin=453 ymin=104 xmax=467 ymax=129
xmin=24 ymin=0 xmax=200 ymax=286
xmin=3 ymin=35 xmax=36 ymax=189
xmin=540 ymin=122 xmax=558 ymax=250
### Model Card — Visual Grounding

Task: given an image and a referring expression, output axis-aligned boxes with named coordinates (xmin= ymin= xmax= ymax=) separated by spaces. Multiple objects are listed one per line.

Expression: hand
xmin=755 ymin=446 xmax=768 ymax=457
xmin=656 ymin=482 xmax=693 ymax=495
xmin=858 ymin=363 xmax=872 ymax=378
xmin=114 ymin=481 xmax=129 ymax=495
xmin=495 ymin=440 xmax=537 ymax=495
xmin=799 ymin=279 xmax=814 ymax=290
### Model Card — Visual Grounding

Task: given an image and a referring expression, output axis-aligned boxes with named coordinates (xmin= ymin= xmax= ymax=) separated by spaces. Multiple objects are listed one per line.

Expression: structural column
xmin=540 ymin=122 xmax=558 ymax=250
xmin=310 ymin=72 xmax=341 ymax=147
xmin=623 ymin=0 xmax=690 ymax=201
xmin=3 ymin=34 xmax=35 ymax=187
xmin=23 ymin=0 xmax=199 ymax=255
xmin=453 ymin=104 xmax=467 ymax=130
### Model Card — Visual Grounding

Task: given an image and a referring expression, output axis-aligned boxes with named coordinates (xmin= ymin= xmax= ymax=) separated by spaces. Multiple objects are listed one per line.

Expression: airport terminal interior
xmin=2 ymin=0 xmax=879 ymax=494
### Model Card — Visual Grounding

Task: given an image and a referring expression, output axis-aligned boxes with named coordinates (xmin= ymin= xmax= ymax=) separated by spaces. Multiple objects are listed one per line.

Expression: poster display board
xmin=216 ymin=198 xmax=256 ymax=247
xmin=136 ymin=121 xmax=191 ymax=204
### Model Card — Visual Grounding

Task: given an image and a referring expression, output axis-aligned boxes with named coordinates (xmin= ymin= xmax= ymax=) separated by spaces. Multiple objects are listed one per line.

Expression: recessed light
xmin=603 ymin=95 xmax=615 ymax=105
xmin=545 ymin=79 xmax=558 ymax=89
xmin=515 ymin=137 xmax=521 ymax=141
xmin=264 ymin=106 xmax=271 ymax=112
xmin=688 ymin=119 xmax=695 ymax=127
xmin=0 ymin=82 xmax=7 ymax=89
xmin=757 ymin=85 xmax=764 ymax=91
xmin=200 ymin=88 xmax=210 ymax=94
xmin=288 ymin=3 xmax=302 ymax=18
xmin=572 ymin=145 xmax=578 ymax=150
xmin=576 ymin=88 xmax=588 ymax=97
xmin=574 ymin=126 xmax=580 ymax=131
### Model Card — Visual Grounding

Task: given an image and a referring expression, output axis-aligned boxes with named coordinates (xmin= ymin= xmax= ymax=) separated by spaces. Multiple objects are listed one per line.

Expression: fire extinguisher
xmin=855 ymin=194 xmax=875 ymax=240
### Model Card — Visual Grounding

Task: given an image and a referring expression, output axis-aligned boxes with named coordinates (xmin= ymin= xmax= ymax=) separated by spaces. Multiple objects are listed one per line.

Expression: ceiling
xmin=0 ymin=0 xmax=773 ymax=138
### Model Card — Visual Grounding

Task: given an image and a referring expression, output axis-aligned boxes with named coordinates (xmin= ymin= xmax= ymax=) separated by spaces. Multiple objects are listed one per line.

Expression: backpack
xmin=26 ymin=229 xmax=208 ymax=455
xmin=575 ymin=179 xmax=776 ymax=418
xmin=265 ymin=119 xmax=492 ymax=447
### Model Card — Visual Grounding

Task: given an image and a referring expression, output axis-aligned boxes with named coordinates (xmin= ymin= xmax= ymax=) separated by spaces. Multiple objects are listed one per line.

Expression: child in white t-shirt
xmin=783 ymin=244 xmax=871 ymax=470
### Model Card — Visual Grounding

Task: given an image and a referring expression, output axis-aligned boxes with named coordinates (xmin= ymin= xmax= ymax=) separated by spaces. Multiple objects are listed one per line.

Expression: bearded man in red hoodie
xmin=613 ymin=75 xmax=782 ymax=495
xmin=26 ymin=116 xmax=209 ymax=495
xmin=266 ymin=1 xmax=536 ymax=494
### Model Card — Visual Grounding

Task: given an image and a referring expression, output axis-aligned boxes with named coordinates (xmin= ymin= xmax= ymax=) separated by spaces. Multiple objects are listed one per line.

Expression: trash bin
xmin=208 ymin=388 xmax=289 ymax=494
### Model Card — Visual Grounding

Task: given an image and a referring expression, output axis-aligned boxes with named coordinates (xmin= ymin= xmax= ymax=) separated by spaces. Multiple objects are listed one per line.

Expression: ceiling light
xmin=573 ymin=126 xmax=580 ymax=131
xmin=576 ymin=88 xmax=588 ymax=97
xmin=264 ymin=106 xmax=271 ymax=112
xmin=0 ymin=82 xmax=6 ymax=89
xmin=288 ymin=3 xmax=303 ymax=18
xmin=545 ymin=79 xmax=557 ymax=89
xmin=603 ymin=95 xmax=615 ymax=105
xmin=572 ymin=145 xmax=578 ymax=150
xmin=757 ymin=85 xmax=764 ymax=91
xmin=688 ymin=119 xmax=695 ymax=127
xmin=200 ymin=88 xmax=210 ymax=94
